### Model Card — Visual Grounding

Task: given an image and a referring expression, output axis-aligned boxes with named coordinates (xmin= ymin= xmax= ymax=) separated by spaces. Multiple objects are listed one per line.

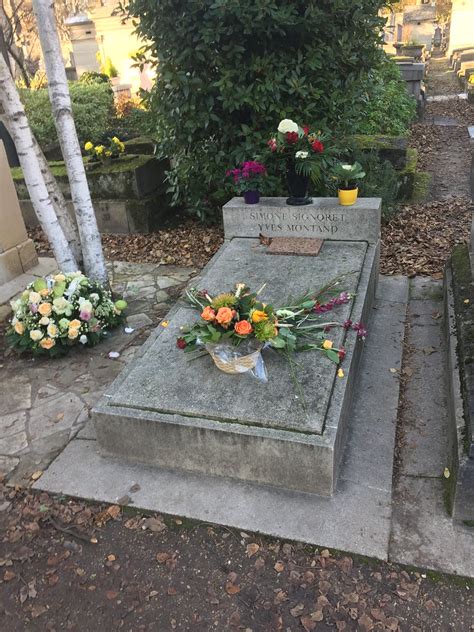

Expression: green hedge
xmin=20 ymin=83 xmax=115 ymax=149
xmin=353 ymin=61 xmax=417 ymax=136
xmin=127 ymin=0 xmax=398 ymax=219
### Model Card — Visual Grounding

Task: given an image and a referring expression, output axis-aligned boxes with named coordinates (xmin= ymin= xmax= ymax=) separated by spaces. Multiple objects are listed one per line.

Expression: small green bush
xmin=127 ymin=0 xmax=398 ymax=220
xmin=20 ymin=82 xmax=115 ymax=149
xmin=353 ymin=60 xmax=417 ymax=136
xmin=79 ymin=71 xmax=111 ymax=85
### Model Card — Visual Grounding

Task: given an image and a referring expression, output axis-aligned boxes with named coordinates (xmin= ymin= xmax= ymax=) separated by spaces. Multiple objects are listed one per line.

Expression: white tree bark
xmin=33 ymin=137 xmax=83 ymax=265
xmin=0 ymin=52 xmax=78 ymax=272
xmin=32 ymin=0 xmax=108 ymax=284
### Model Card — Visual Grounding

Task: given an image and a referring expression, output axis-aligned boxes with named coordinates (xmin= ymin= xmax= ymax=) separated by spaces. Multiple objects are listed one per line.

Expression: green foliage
xmin=332 ymin=161 xmax=366 ymax=189
xmin=352 ymin=60 xmax=417 ymax=136
xmin=79 ymin=71 xmax=111 ymax=85
xmin=20 ymin=83 xmax=115 ymax=149
xmin=126 ymin=0 xmax=395 ymax=219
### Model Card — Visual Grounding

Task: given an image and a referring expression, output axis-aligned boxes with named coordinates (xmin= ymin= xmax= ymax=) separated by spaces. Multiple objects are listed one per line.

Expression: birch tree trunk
xmin=0 ymin=52 xmax=78 ymax=272
xmin=33 ymin=138 xmax=83 ymax=265
xmin=32 ymin=0 xmax=108 ymax=284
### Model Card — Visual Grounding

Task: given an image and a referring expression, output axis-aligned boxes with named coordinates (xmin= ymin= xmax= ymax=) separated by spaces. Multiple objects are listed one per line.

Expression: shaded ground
xmin=425 ymin=54 xmax=462 ymax=97
xmin=0 ymin=481 xmax=472 ymax=632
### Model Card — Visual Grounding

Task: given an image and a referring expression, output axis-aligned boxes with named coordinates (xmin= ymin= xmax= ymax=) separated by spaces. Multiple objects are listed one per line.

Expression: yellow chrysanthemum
xmin=322 ymin=340 xmax=333 ymax=350
xmin=251 ymin=310 xmax=268 ymax=323
xmin=84 ymin=141 xmax=94 ymax=151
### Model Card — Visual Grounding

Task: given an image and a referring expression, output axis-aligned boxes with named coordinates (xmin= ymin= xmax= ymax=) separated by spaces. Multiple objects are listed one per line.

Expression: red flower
xmin=267 ymin=139 xmax=277 ymax=152
xmin=311 ymin=140 xmax=324 ymax=153
xmin=285 ymin=131 xmax=299 ymax=144
xmin=176 ymin=337 xmax=187 ymax=349
xmin=338 ymin=348 xmax=346 ymax=361
xmin=303 ymin=125 xmax=310 ymax=136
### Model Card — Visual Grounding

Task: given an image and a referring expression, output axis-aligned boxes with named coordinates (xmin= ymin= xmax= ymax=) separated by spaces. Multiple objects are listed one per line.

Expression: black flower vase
xmin=286 ymin=163 xmax=312 ymax=206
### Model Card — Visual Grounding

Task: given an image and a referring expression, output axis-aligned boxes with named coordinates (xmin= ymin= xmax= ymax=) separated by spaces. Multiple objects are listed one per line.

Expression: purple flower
xmin=30 ymin=303 xmax=38 ymax=314
xmin=343 ymin=319 xmax=352 ymax=329
xmin=80 ymin=310 xmax=92 ymax=322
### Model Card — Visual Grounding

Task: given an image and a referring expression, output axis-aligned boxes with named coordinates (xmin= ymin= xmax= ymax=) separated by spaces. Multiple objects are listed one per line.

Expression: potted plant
xmin=226 ymin=161 xmax=267 ymax=204
xmin=333 ymin=162 xmax=365 ymax=206
xmin=267 ymin=119 xmax=330 ymax=206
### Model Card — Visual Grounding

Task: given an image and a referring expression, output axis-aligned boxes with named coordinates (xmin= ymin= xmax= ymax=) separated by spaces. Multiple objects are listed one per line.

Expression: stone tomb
xmin=94 ymin=198 xmax=381 ymax=495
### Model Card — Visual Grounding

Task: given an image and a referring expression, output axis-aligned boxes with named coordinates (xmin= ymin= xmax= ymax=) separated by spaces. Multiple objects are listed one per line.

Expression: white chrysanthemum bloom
xmin=79 ymin=335 xmax=88 ymax=345
xmin=30 ymin=329 xmax=44 ymax=342
xmin=295 ymin=151 xmax=309 ymax=159
xmin=278 ymin=119 xmax=299 ymax=134
xmin=342 ymin=164 xmax=353 ymax=170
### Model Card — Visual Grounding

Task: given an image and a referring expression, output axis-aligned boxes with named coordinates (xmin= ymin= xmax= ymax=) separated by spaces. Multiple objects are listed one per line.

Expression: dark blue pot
xmin=244 ymin=190 xmax=260 ymax=204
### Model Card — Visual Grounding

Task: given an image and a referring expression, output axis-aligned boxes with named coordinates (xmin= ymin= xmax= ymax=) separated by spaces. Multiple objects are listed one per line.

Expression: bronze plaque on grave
xmin=265 ymin=237 xmax=323 ymax=257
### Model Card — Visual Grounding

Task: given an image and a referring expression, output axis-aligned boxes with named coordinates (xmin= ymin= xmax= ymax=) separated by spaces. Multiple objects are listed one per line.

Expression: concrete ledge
xmin=444 ymin=262 xmax=474 ymax=522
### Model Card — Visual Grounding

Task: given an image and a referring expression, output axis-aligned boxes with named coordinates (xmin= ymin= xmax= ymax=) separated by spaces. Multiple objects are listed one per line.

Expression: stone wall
xmin=13 ymin=154 xmax=171 ymax=235
xmin=0 ymin=141 xmax=38 ymax=285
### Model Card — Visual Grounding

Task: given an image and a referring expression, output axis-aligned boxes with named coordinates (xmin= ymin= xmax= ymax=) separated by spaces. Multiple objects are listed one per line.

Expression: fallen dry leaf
xmin=246 ymin=543 xmax=260 ymax=558
xmin=274 ymin=561 xmax=284 ymax=573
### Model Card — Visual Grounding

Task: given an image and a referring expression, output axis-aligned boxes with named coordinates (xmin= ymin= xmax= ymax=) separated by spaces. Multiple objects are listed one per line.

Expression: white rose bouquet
xmin=7 ymin=272 xmax=127 ymax=357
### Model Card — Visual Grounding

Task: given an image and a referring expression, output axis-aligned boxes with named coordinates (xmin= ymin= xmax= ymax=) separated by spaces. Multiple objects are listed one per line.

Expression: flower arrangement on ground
xmin=333 ymin=161 xmax=366 ymax=206
xmin=84 ymin=136 xmax=126 ymax=165
xmin=7 ymin=273 xmax=127 ymax=357
xmin=177 ymin=280 xmax=367 ymax=378
xmin=267 ymin=119 xmax=333 ymax=205
xmin=226 ymin=161 xmax=267 ymax=204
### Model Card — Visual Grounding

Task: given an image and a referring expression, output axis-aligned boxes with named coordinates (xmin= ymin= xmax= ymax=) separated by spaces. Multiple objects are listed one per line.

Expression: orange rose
xmin=40 ymin=337 xmax=55 ymax=350
xmin=216 ymin=307 xmax=234 ymax=326
xmin=201 ymin=306 xmax=216 ymax=321
xmin=38 ymin=302 xmax=52 ymax=316
xmin=234 ymin=320 xmax=253 ymax=336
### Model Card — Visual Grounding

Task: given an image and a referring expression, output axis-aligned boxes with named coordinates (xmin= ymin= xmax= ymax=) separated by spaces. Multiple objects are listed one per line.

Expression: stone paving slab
xmin=35 ymin=276 xmax=407 ymax=561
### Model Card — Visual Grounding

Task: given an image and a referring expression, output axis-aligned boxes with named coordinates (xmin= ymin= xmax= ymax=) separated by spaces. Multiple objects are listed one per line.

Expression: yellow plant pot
xmin=338 ymin=188 xmax=358 ymax=206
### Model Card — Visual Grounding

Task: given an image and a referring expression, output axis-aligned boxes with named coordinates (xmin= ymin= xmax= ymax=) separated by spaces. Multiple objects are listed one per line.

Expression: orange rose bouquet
xmin=177 ymin=279 xmax=364 ymax=374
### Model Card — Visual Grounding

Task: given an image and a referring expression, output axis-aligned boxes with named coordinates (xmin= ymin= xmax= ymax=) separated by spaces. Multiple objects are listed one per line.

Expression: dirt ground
xmin=0 ymin=483 xmax=472 ymax=632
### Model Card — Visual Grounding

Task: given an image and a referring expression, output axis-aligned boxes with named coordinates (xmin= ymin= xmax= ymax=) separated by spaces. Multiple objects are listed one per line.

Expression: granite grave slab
xmin=94 ymin=197 xmax=381 ymax=496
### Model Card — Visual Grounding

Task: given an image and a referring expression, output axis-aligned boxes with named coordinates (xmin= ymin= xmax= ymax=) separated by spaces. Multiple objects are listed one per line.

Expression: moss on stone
xmin=351 ymin=133 xmax=408 ymax=151
xmin=411 ymin=171 xmax=432 ymax=202
xmin=11 ymin=154 xmax=151 ymax=181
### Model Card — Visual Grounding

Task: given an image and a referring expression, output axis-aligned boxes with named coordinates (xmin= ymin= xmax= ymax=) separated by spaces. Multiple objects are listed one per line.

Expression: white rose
xmin=29 ymin=291 xmax=41 ymax=304
xmin=278 ymin=119 xmax=299 ymax=134
xmin=39 ymin=316 xmax=50 ymax=326
xmin=342 ymin=164 xmax=353 ymax=170
xmin=30 ymin=329 xmax=44 ymax=342
xmin=295 ymin=151 xmax=309 ymax=159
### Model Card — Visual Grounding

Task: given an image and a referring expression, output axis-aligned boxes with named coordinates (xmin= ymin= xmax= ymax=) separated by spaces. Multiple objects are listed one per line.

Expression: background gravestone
xmin=0 ymin=140 xmax=38 ymax=285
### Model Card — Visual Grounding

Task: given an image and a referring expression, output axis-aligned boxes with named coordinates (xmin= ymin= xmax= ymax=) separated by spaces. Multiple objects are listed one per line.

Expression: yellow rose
xmin=105 ymin=150 xmax=112 ymax=157
xmin=95 ymin=145 xmax=105 ymax=155
xmin=322 ymin=340 xmax=333 ymax=350
xmin=38 ymin=302 xmax=52 ymax=316
xmin=68 ymin=328 xmax=80 ymax=339
xmin=54 ymin=274 xmax=66 ymax=283
xmin=84 ymin=141 xmax=94 ymax=151
xmin=251 ymin=310 xmax=268 ymax=323
xmin=69 ymin=319 xmax=81 ymax=329
xmin=29 ymin=291 xmax=41 ymax=304
xmin=39 ymin=316 xmax=50 ymax=326
xmin=47 ymin=324 xmax=59 ymax=338
xmin=14 ymin=321 xmax=25 ymax=335
xmin=30 ymin=329 xmax=44 ymax=342
xmin=40 ymin=337 xmax=55 ymax=350
xmin=112 ymin=136 xmax=120 ymax=143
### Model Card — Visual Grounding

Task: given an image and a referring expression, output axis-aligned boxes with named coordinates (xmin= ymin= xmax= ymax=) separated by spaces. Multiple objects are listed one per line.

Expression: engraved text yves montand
xmin=249 ymin=209 xmax=345 ymax=235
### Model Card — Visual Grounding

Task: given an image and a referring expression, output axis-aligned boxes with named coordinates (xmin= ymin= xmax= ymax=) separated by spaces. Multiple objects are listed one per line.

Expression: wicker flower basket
xmin=205 ymin=343 xmax=262 ymax=374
